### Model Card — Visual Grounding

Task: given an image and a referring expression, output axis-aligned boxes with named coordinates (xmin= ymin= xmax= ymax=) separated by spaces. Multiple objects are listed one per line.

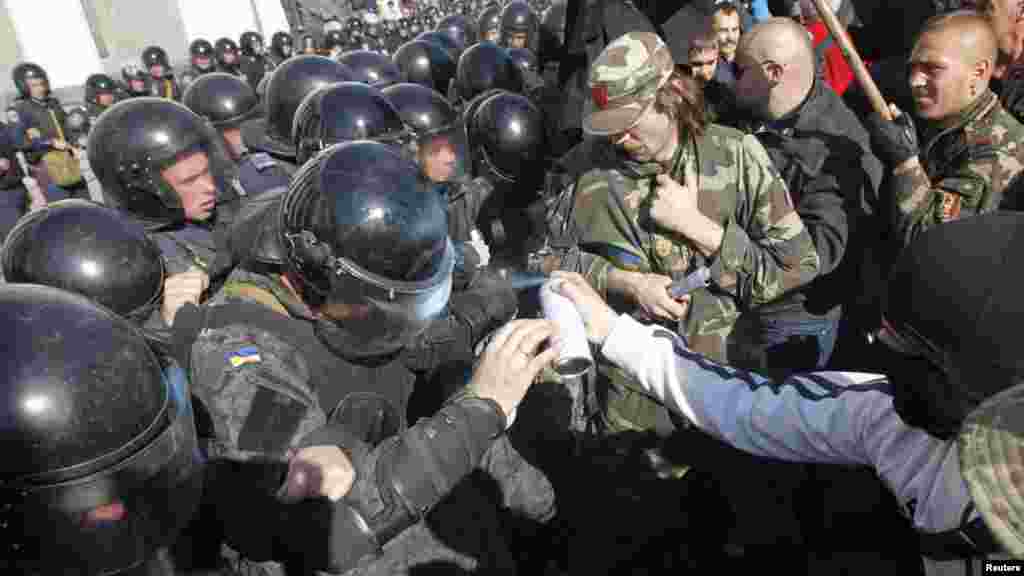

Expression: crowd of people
xmin=5 ymin=0 xmax=1024 ymax=574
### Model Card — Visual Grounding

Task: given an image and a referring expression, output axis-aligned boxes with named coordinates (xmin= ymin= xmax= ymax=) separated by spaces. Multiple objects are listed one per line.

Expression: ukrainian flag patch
xmin=226 ymin=346 xmax=262 ymax=368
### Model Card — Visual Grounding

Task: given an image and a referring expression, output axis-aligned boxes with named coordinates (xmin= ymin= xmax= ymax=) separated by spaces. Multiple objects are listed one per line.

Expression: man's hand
xmin=628 ymin=272 xmax=690 ymax=322
xmin=551 ymin=271 xmax=616 ymax=345
xmin=277 ymin=445 xmax=355 ymax=503
xmin=51 ymin=139 xmax=68 ymax=151
xmin=161 ymin=266 xmax=209 ymax=326
xmin=23 ymin=176 xmax=46 ymax=211
xmin=650 ymin=171 xmax=699 ymax=236
xmin=866 ymin=103 xmax=919 ymax=167
xmin=468 ymin=319 xmax=560 ymax=418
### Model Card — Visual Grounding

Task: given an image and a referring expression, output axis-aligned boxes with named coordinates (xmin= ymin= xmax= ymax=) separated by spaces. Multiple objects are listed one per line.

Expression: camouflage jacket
xmin=890 ymin=89 xmax=1024 ymax=247
xmin=574 ymin=123 xmax=821 ymax=362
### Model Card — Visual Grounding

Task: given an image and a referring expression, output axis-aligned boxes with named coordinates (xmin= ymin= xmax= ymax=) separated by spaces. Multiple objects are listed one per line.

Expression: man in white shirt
xmin=551 ymin=211 xmax=1024 ymax=574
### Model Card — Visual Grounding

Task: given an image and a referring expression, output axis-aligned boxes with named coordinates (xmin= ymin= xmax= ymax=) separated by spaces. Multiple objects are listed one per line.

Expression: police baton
xmin=810 ymin=0 xmax=893 ymax=121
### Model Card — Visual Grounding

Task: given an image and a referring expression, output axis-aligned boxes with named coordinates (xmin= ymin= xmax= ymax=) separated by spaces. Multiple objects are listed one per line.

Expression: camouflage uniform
xmin=574 ymin=31 xmax=820 ymax=434
xmin=890 ymin=89 xmax=1024 ymax=247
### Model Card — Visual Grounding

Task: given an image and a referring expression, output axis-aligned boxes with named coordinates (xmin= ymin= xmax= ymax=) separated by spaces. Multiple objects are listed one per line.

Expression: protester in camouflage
xmin=571 ymin=31 xmax=819 ymax=433
xmin=867 ymin=11 xmax=1024 ymax=246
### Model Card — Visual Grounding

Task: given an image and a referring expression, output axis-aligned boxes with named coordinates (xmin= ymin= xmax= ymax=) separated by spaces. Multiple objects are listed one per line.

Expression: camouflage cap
xmin=959 ymin=381 xmax=1024 ymax=557
xmin=583 ymin=31 xmax=675 ymax=136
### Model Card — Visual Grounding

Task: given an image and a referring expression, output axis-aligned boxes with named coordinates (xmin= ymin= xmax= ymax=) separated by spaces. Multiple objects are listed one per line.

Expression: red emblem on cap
xmin=592 ymin=85 xmax=610 ymax=109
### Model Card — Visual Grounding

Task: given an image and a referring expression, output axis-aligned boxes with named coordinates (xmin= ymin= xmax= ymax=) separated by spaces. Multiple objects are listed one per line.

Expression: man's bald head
xmin=917 ymin=10 xmax=999 ymax=69
xmin=734 ymin=18 xmax=815 ymax=119
xmin=739 ymin=17 xmax=816 ymax=75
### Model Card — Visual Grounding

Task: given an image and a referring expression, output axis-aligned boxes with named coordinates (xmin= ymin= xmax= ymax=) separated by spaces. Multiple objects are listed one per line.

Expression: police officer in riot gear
xmin=121 ymin=63 xmax=150 ymax=98
xmin=215 ymin=37 xmax=243 ymax=76
xmin=240 ymin=54 xmax=353 ymax=167
xmin=452 ymin=42 xmax=525 ymax=106
xmin=183 ymin=72 xmax=292 ymax=199
xmin=0 ymin=283 xmax=203 ymax=575
xmin=7 ymin=62 xmax=77 ymax=202
xmin=479 ymin=4 xmax=503 ymax=42
xmin=270 ymin=31 xmax=295 ymax=67
xmin=141 ymin=45 xmax=181 ymax=100
xmin=62 ymin=105 xmax=91 ymax=147
xmin=322 ymin=29 xmax=347 ymax=58
xmin=499 ymin=1 xmax=540 ymax=52
xmin=87 ymin=97 xmax=238 ymax=278
xmin=338 ymin=49 xmax=403 ymax=86
xmin=180 ymin=39 xmax=216 ymax=92
xmin=183 ymin=140 xmax=550 ymax=575
xmin=84 ymin=73 xmax=118 ymax=125
xmin=393 ymin=38 xmax=458 ymax=94
xmin=464 ymin=90 xmax=547 ymax=270
xmin=384 ymin=82 xmax=493 ymax=288
xmin=240 ymin=30 xmax=273 ymax=89
xmin=419 ymin=29 xmax=464 ymax=64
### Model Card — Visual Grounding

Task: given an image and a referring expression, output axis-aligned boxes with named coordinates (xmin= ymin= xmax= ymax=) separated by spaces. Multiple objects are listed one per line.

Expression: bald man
xmin=704 ymin=16 xmax=886 ymax=561
xmin=867 ymin=11 xmax=1024 ymax=247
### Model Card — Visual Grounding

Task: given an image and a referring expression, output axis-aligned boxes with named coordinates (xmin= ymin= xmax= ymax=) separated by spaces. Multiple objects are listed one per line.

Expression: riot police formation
xmin=269 ymin=30 xmax=295 ymax=67
xmin=392 ymin=38 xmax=458 ymax=94
xmin=239 ymin=30 xmax=273 ymax=89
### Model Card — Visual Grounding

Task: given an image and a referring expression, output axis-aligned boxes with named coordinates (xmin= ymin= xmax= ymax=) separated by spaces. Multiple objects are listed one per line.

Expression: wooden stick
xmin=810 ymin=0 xmax=892 ymax=120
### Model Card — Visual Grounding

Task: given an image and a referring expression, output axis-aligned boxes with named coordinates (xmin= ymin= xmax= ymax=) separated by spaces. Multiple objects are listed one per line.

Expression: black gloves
xmin=866 ymin=108 xmax=919 ymax=167
xmin=449 ymin=275 xmax=519 ymax=348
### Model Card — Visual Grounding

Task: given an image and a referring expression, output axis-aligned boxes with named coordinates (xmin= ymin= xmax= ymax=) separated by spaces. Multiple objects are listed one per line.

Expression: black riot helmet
xmin=323 ymin=30 xmax=347 ymax=53
xmin=292 ymin=81 xmax=409 ymax=165
xmin=478 ymin=5 xmax=502 ymax=41
xmin=240 ymin=55 xmax=353 ymax=158
xmin=240 ymin=31 xmax=265 ymax=56
xmin=392 ymin=39 xmax=457 ymax=93
xmin=506 ymin=47 xmax=538 ymax=73
xmin=85 ymin=73 xmax=118 ymax=106
xmin=280 ymin=141 xmax=454 ymax=359
xmin=348 ymin=16 xmax=364 ymax=32
xmin=141 ymin=45 xmax=171 ymax=76
xmin=12 ymin=62 xmax=49 ymax=99
xmin=499 ymin=1 xmax=539 ymax=51
xmin=337 ymin=49 xmax=403 ymax=86
xmin=271 ymin=31 xmax=294 ymax=59
xmin=215 ymin=37 xmax=241 ymax=68
xmin=454 ymin=42 xmax=524 ymax=103
xmin=466 ymin=91 xmax=544 ymax=187
xmin=190 ymin=39 xmax=215 ymax=71
xmin=87 ymin=97 xmax=234 ymax=229
xmin=540 ymin=0 xmax=567 ymax=57
xmin=64 ymin=105 xmax=91 ymax=141
xmin=417 ymin=30 xmax=463 ymax=63
xmin=2 ymin=200 xmax=164 ymax=323
xmin=121 ymin=64 xmax=150 ymax=96
xmin=436 ymin=14 xmax=476 ymax=52
xmin=0 ymin=284 xmax=202 ymax=575
xmin=182 ymin=72 xmax=260 ymax=128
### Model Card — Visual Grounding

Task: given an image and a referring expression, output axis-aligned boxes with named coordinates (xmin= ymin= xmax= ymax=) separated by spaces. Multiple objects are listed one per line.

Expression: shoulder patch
xmin=250 ymin=152 xmax=277 ymax=172
xmin=226 ymin=345 xmax=262 ymax=368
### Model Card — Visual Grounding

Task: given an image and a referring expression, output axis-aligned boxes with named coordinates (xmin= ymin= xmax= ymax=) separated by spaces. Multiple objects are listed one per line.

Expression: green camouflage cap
xmin=584 ymin=31 xmax=675 ymax=136
xmin=959 ymin=381 xmax=1024 ymax=557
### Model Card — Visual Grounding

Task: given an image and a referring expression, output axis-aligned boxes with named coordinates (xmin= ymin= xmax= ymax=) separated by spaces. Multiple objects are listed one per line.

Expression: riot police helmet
xmin=271 ymin=31 xmax=295 ymax=59
xmin=499 ymin=1 xmax=539 ymax=51
xmin=12 ymin=62 xmax=49 ymax=99
xmin=141 ymin=46 xmax=171 ymax=75
xmin=240 ymin=31 xmax=265 ymax=57
xmin=466 ymin=90 xmax=544 ymax=187
xmin=454 ymin=41 xmax=524 ymax=102
xmin=337 ymin=49 xmax=403 ymax=86
xmin=292 ymin=81 xmax=409 ymax=165
xmin=182 ymin=72 xmax=260 ymax=128
xmin=478 ymin=5 xmax=503 ymax=41
xmin=392 ymin=39 xmax=457 ymax=94
xmin=215 ymin=37 xmax=241 ymax=68
xmin=2 ymin=199 xmax=164 ymax=323
xmin=0 ymin=284 xmax=202 ymax=574
xmin=436 ymin=14 xmax=476 ymax=52
xmin=85 ymin=73 xmax=118 ymax=106
xmin=189 ymin=39 xmax=216 ymax=72
xmin=280 ymin=141 xmax=454 ymax=359
xmin=240 ymin=55 xmax=353 ymax=158
xmin=417 ymin=30 xmax=463 ymax=63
